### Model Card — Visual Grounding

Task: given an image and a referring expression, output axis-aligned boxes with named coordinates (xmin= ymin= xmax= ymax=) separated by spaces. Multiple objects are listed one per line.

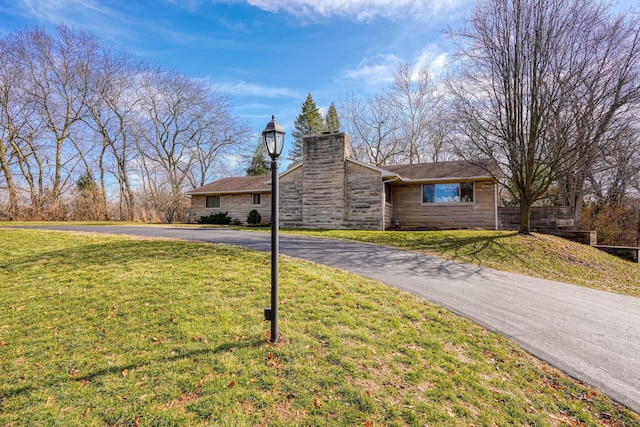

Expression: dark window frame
xmin=205 ymin=195 xmax=221 ymax=209
xmin=422 ymin=182 xmax=475 ymax=204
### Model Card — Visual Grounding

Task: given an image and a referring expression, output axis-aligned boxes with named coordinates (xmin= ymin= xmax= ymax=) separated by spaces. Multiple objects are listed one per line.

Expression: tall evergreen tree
xmin=288 ymin=93 xmax=324 ymax=162
xmin=325 ymin=102 xmax=341 ymax=133
xmin=246 ymin=139 xmax=270 ymax=176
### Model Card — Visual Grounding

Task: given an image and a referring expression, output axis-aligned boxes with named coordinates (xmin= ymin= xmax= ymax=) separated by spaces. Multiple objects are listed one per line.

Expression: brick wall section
xmin=391 ymin=180 xmax=496 ymax=229
xmin=189 ymin=193 xmax=272 ymax=224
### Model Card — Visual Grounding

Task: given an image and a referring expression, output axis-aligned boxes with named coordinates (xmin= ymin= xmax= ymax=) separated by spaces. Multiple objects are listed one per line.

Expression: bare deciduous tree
xmin=553 ymin=13 xmax=640 ymax=226
xmin=341 ymin=91 xmax=400 ymax=166
xmin=447 ymin=0 xmax=640 ymax=233
xmin=85 ymin=47 xmax=145 ymax=220
xmin=135 ymin=70 xmax=249 ymax=222
xmin=382 ymin=63 xmax=442 ymax=164
xmin=0 ymin=38 xmax=24 ymax=219
xmin=0 ymin=26 xmax=249 ymax=222
xmin=11 ymin=25 xmax=100 ymax=219
xmin=341 ymin=63 xmax=453 ymax=166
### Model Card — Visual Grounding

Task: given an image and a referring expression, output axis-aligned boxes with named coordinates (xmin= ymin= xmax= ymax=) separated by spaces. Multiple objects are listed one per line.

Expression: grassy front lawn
xmin=280 ymin=229 xmax=640 ymax=298
xmin=1 ymin=228 xmax=638 ymax=426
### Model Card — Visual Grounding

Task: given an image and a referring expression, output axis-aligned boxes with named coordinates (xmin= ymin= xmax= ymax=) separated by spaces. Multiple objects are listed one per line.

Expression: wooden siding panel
xmin=392 ymin=180 xmax=496 ymax=229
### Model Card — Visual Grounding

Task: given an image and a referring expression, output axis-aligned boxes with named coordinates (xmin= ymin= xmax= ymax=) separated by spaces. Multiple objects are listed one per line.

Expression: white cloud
xmin=212 ymin=80 xmax=302 ymax=99
xmin=414 ymin=45 xmax=450 ymax=77
xmin=341 ymin=43 xmax=453 ymax=90
xmin=342 ymin=54 xmax=401 ymax=88
xmin=246 ymin=0 xmax=466 ymax=22
xmin=16 ymin=0 xmax=119 ymax=27
xmin=10 ymin=0 xmax=140 ymax=44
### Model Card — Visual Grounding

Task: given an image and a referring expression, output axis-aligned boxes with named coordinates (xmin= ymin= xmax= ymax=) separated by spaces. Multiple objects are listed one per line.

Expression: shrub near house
xmin=198 ymin=212 xmax=231 ymax=225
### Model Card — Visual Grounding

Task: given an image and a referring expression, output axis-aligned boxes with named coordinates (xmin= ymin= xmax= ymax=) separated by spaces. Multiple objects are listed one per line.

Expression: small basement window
xmin=422 ymin=182 xmax=474 ymax=204
xmin=252 ymin=193 xmax=261 ymax=206
xmin=205 ymin=195 xmax=221 ymax=208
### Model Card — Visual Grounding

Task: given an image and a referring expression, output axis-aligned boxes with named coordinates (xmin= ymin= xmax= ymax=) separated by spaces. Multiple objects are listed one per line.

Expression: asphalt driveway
xmin=13 ymin=225 xmax=640 ymax=413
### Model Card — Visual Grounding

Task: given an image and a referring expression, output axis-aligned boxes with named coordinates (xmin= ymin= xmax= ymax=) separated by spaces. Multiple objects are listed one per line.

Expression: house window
xmin=385 ymin=184 xmax=392 ymax=203
xmin=422 ymin=182 xmax=474 ymax=204
xmin=205 ymin=195 xmax=221 ymax=208
xmin=252 ymin=193 xmax=261 ymax=206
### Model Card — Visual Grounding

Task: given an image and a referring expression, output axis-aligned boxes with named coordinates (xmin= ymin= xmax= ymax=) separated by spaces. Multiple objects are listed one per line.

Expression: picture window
xmin=422 ymin=182 xmax=474 ymax=204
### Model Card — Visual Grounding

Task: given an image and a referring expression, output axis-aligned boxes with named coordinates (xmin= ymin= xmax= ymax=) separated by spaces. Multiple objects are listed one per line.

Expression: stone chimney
xmin=302 ymin=132 xmax=350 ymax=227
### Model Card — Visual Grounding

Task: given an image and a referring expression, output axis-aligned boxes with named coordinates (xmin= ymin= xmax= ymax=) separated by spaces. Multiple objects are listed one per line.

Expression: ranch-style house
xmin=187 ymin=132 xmax=500 ymax=230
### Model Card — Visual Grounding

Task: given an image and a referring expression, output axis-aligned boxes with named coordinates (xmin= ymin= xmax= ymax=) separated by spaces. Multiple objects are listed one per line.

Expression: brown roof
xmin=186 ymin=175 xmax=270 ymax=195
xmin=187 ymin=160 xmax=498 ymax=196
xmin=383 ymin=159 xmax=498 ymax=181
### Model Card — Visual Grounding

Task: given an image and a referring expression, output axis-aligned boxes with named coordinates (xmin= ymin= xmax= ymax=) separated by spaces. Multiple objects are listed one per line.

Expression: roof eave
xmin=186 ymin=188 xmax=271 ymax=196
xmin=398 ymin=175 xmax=496 ymax=183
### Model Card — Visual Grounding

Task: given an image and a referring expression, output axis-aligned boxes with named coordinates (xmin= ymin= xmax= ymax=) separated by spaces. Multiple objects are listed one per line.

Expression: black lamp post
xmin=262 ymin=115 xmax=285 ymax=344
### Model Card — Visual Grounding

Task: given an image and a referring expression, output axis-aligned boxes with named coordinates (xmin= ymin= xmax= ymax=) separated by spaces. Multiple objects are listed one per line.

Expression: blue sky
xmin=0 ymin=0 xmax=472 ymax=154
xmin=0 ymin=0 xmax=636 ymax=160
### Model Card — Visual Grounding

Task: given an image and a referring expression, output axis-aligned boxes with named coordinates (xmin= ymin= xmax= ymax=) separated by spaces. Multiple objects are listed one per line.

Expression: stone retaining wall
xmin=498 ymin=206 xmax=575 ymax=231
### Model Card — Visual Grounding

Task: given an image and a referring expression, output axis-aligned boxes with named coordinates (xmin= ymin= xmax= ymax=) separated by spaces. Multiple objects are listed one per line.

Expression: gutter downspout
xmin=381 ymin=180 xmax=385 ymax=231
xmin=382 ymin=176 xmax=401 ymax=231
xmin=494 ymin=180 xmax=499 ymax=230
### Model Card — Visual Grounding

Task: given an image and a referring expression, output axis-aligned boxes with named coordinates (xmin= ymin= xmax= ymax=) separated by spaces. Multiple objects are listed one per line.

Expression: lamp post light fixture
xmin=262 ymin=115 xmax=285 ymax=344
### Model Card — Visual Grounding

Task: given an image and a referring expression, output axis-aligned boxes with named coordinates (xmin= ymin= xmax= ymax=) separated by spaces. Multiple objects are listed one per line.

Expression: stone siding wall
xmin=301 ymin=133 xmax=349 ymax=228
xmin=280 ymin=166 xmax=304 ymax=227
xmin=345 ymin=161 xmax=383 ymax=229
xmin=290 ymin=133 xmax=385 ymax=229
xmin=189 ymin=193 xmax=271 ymax=224
xmin=391 ymin=180 xmax=496 ymax=229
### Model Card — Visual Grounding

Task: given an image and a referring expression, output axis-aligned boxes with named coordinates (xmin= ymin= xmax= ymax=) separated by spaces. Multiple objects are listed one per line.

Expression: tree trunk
xmin=0 ymin=143 xmax=18 ymax=219
xmin=519 ymin=201 xmax=532 ymax=235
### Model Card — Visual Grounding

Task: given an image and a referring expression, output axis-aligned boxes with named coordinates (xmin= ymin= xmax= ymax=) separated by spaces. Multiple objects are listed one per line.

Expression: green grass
xmin=1 ymin=228 xmax=638 ymax=426
xmin=275 ymin=229 xmax=640 ymax=298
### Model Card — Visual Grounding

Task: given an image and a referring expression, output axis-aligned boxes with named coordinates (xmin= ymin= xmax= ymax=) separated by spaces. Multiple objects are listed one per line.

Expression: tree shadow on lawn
xmin=2 ymin=237 xmax=250 ymax=276
xmin=297 ymin=229 xmax=526 ymax=266
xmin=1 ymin=236 xmax=268 ymax=400
xmin=0 ymin=337 xmax=265 ymax=401
xmin=404 ymin=231 xmax=528 ymax=265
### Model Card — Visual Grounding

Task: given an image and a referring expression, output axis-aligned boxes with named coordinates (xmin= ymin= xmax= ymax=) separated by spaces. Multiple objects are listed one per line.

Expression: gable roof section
xmin=186 ymin=175 xmax=270 ymax=195
xmin=383 ymin=159 xmax=497 ymax=182
xmin=346 ymin=157 xmax=400 ymax=178
xmin=277 ymin=162 xmax=303 ymax=180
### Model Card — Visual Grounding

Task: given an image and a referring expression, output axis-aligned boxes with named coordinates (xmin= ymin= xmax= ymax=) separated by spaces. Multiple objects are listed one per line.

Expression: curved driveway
xmin=17 ymin=225 xmax=640 ymax=413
